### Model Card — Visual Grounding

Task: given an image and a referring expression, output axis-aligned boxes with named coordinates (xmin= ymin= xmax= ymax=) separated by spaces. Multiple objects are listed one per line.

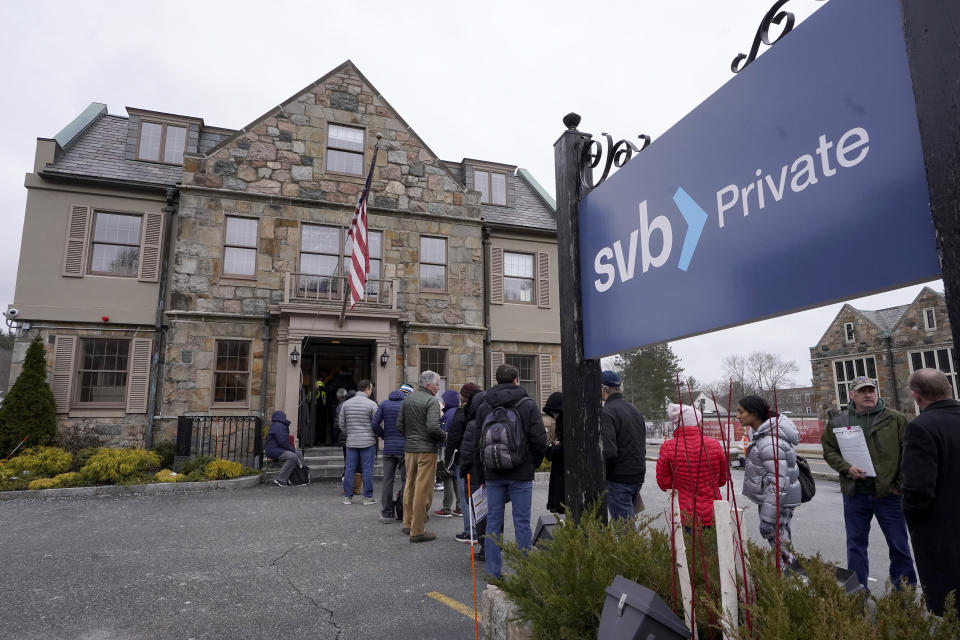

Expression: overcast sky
xmin=0 ymin=0 xmax=942 ymax=385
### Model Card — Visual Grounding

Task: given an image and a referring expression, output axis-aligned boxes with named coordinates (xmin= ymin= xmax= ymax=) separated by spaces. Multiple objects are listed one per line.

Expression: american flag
xmin=346 ymin=143 xmax=379 ymax=309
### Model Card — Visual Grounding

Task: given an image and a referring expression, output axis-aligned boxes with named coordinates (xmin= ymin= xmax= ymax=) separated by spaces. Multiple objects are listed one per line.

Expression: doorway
xmin=298 ymin=338 xmax=373 ymax=446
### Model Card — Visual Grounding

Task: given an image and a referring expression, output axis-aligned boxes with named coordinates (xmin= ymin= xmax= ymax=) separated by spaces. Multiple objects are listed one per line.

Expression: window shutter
xmin=126 ymin=338 xmax=153 ymax=413
xmin=537 ymin=252 xmax=550 ymax=308
xmin=539 ymin=354 xmax=553 ymax=407
xmin=138 ymin=212 xmax=164 ymax=282
xmin=62 ymin=205 xmax=91 ymax=277
xmin=52 ymin=335 xmax=77 ymax=413
xmin=490 ymin=247 xmax=503 ymax=305
xmin=490 ymin=351 xmax=504 ymax=387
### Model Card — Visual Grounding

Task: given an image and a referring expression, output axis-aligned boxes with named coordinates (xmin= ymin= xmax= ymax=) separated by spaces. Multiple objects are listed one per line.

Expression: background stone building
xmin=8 ymin=61 xmax=560 ymax=449
xmin=810 ymin=286 xmax=955 ymax=419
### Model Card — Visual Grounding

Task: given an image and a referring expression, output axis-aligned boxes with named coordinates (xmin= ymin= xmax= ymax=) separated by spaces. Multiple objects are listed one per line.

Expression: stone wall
xmin=406 ymin=328 xmax=485 ymax=389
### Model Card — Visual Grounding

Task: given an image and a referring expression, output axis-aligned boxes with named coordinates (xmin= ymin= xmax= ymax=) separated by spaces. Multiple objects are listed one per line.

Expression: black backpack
xmin=480 ymin=397 xmax=532 ymax=471
xmin=796 ymin=455 xmax=816 ymax=502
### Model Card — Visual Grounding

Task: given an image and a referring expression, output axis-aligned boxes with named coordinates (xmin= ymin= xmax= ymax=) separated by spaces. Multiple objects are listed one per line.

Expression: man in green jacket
xmin=821 ymin=376 xmax=917 ymax=591
xmin=396 ymin=370 xmax=445 ymax=542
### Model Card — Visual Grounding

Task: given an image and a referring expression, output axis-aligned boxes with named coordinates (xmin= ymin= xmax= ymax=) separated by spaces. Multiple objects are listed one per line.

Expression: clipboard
xmin=833 ymin=425 xmax=877 ymax=477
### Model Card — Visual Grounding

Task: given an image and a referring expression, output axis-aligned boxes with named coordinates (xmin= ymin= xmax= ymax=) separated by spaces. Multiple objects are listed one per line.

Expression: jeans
xmin=607 ymin=481 xmax=641 ymax=521
xmin=343 ymin=445 xmax=376 ymax=498
xmin=484 ymin=479 xmax=533 ymax=578
xmin=403 ymin=452 xmax=437 ymax=537
xmin=380 ymin=455 xmax=406 ymax=518
xmin=843 ymin=493 xmax=917 ymax=590
xmin=276 ymin=450 xmax=304 ymax=484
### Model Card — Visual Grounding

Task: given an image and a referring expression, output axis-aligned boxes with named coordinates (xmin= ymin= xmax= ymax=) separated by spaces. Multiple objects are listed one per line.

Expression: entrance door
xmin=299 ymin=339 xmax=373 ymax=446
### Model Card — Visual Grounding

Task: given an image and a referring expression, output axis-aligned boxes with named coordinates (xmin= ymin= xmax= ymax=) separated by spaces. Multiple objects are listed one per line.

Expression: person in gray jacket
xmin=739 ymin=395 xmax=802 ymax=565
xmin=339 ymin=379 xmax=380 ymax=505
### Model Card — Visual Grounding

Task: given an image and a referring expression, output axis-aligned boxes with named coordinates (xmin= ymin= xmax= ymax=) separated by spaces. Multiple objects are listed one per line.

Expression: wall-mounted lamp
xmin=290 ymin=347 xmax=300 ymax=365
xmin=380 ymin=349 xmax=390 ymax=368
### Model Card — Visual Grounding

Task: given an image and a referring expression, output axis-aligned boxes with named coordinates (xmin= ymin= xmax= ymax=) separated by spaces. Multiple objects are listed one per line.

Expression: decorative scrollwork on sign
xmin=580 ymin=133 xmax=652 ymax=191
xmin=731 ymin=0 xmax=826 ymax=73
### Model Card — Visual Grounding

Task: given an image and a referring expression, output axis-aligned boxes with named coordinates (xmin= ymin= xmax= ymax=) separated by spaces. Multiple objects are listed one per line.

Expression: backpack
xmin=480 ymin=397 xmax=532 ymax=472
xmin=288 ymin=464 xmax=310 ymax=486
xmin=796 ymin=455 xmax=816 ymax=503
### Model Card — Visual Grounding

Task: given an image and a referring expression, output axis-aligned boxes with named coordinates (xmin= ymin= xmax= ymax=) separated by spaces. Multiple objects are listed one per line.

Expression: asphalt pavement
xmin=0 ymin=461 xmax=909 ymax=639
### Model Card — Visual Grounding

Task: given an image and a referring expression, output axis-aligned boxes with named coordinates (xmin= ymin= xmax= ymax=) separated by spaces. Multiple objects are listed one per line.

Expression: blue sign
xmin=578 ymin=0 xmax=940 ymax=359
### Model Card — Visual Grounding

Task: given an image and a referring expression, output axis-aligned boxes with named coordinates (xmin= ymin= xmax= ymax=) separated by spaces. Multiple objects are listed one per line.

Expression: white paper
xmin=833 ymin=426 xmax=877 ymax=477
xmin=471 ymin=485 xmax=487 ymax=523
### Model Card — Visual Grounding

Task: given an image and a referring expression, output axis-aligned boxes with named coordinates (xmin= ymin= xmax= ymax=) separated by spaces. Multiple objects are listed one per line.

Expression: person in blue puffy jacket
xmin=265 ymin=410 xmax=302 ymax=486
xmin=372 ymin=386 xmax=410 ymax=521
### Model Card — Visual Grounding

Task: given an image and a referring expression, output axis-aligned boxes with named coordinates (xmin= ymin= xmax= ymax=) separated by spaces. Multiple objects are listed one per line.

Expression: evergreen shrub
xmin=152 ymin=441 xmax=176 ymax=469
xmin=153 ymin=469 xmax=182 ymax=483
xmin=27 ymin=477 xmax=57 ymax=490
xmin=0 ymin=335 xmax=57 ymax=454
xmin=176 ymin=455 xmax=214 ymax=476
xmin=79 ymin=448 xmax=161 ymax=484
xmin=204 ymin=459 xmax=243 ymax=480
xmin=4 ymin=446 xmax=72 ymax=477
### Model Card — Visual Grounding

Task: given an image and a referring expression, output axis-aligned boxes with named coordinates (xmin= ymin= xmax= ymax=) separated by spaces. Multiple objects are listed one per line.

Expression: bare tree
xmin=721 ymin=351 xmax=799 ymax=399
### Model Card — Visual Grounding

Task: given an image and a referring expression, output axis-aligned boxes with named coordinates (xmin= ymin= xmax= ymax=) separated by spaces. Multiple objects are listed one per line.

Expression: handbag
xmin=288 ymin=464 xmax=311 ymax=486
xmin=796 ymin=455 xmax=816 ymax=503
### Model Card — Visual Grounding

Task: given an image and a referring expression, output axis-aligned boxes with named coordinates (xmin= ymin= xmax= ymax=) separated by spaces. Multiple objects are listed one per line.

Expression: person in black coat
xmin=542 ymin=392 xmax=565 ymax=514
xmin=901 ymin=368 xmax=960 ymax=618
xmin=458 ymin=388 xmax=487 ymax=552
xmin=445 ymin=382 xmax=481 ymax=541
xmin=600 ymin=370 xmax=647 ymax=520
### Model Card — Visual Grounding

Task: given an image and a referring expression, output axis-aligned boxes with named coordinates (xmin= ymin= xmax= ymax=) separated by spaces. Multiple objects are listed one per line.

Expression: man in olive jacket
xmin=821 ymin=376 xmax=916 ymax=591
xmin=901 ymin=368 xmax=960 ymax=617
xmin=396 ymin=370 xmax=445 ymax=543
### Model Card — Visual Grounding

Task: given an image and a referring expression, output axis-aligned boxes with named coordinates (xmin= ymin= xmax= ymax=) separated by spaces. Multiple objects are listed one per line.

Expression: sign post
xmin=554 ymin=114 xmax=606 ymax=523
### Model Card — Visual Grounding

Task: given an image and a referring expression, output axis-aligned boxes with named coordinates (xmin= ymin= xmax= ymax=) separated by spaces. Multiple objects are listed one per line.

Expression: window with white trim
xmin=503 ymin=251 xmax=535 ymax=303
xmin=420 ymin=348 xmax=447 ymax=392
xmin=223 ymin=216 xmax=258 ymax=277
xmin=923 ymin=308 xmax=937 ymax=331
xmin=298 ymin=225 xmax=382 ymax=298
xmin=138 ymin=121 xmax=187 ymax=164
xmin=419 ymin=236 xmax=446 ymax=292
xmin=844 ymin=322 xmax=855 ymax=343
xmin=909 ymin=348 xmax=958 ymax=400
xmin=326 ymin=124 xmax=364 ymax=175
xmin=89 ymin=212 xmax=141 ymax=276
xmin=832 ymin=356 xmax=878 ymax=409
xmin=505 ymin=354 xmax=537 ymax=400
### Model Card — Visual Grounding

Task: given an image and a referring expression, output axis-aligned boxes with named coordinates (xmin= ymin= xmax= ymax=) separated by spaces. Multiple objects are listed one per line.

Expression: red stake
xmin=467 ymin=474 xmax=480 ymax=640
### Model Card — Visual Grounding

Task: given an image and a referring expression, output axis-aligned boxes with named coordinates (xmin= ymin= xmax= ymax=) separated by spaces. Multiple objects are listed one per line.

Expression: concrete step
xmin=265 ymin=446 xmax=387 ymax=482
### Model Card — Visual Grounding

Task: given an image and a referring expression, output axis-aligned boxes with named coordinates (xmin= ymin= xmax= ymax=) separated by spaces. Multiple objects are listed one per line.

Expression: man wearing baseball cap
xmin=600 ymin=370 xmax=647 ymax=520
xmin=821 ymin=375 xmax=916 ymax=591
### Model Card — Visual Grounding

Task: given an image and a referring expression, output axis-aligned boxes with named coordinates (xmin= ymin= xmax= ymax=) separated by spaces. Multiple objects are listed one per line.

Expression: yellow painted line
xmin=426 ymin=591 xmax=476 ymax=620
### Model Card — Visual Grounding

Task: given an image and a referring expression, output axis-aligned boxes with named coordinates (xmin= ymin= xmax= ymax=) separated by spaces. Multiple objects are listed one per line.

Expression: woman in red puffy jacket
xmin=656 ymin=403 xmax=730 ymax=527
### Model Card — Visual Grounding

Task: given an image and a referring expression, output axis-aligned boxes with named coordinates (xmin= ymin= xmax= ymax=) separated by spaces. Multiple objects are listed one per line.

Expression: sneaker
xmin=342 ymin=496 xmax=352 ymax=505
xmin=453 ymin=508 xmax=462 ymax=516
xmin=455 ymin=532 xmax=477 ymax=544
xmin=273 ymin=479 xmax=288 ymax=487
xmin=433 ymin=509 xmax=453 ymax=518
xmin=409 ymin=531 xmax=437 ymax=543
xmin=434 ymin=483 xmax=444 ymax=491
xmin=362 ymin=497 xmax=377 ymax=506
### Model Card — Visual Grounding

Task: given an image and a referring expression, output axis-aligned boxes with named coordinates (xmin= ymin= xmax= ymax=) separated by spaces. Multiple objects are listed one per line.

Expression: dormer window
xmin=475 ymin=170 xmax=507 ymax=206
xmin=923 ymin=308 xmax=936 ymax=331
xmin=844 ymin=322 xmax=855 ymax=343
xmin=138 ymin=121 xmax=186 ymax=164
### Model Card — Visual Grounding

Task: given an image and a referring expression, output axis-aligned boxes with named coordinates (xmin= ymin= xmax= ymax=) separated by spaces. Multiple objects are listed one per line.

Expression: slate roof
xmin=481 ymin=169 xmax=556 ymax=231
xmin=859 ymin=304 xmax=910 ymax=332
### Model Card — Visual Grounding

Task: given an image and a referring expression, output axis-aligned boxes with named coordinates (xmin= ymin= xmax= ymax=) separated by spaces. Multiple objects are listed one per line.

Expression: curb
xmin=0 ymin=474 xmax=262 ymax=501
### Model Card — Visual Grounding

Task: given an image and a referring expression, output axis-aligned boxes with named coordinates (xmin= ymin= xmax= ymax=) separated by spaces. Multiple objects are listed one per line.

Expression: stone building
xmin=8 ymin=61 xmax=560 ymax=448
xmin=809 ymin=286 xmax=955 ymax=419
xmin=775 ymin=386 xmax=817 ymax=417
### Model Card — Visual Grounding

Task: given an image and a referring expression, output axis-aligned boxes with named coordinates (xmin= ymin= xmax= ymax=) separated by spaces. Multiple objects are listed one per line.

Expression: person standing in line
xmin=265 ymin=410 xmax=303 ymax=487
xmin=339 ymin=380 xmax=379 ymax=505
xmin=474 ymin=363 xmax=547 ymax=578
xmin=372 ymin=385 xmax=409 ymax=522
xmin=656 ymin=403 xmax=728 ymax=528
xmin=738 ymin=396 xmax=801 ymax=565
xmin=542 ymin=392 xmax=565 ymax=514
xmin=821 ymin=376 xmax=917 ymax=591
xmin=599 ymin=370 xmax=647 ymax=520
xmin=435 ymin=389 xmax=463 ymax=518
xmin=396 ymin=370 xmax=446 ymax=543
xmin=901 ymin=368 xmax=960 ymax=618
xmin=445 ymin=382 xmax=481 ymax=543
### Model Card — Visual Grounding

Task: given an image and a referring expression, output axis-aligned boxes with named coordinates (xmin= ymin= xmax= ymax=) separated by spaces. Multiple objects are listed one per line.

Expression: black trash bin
xmin=598 ymin=575 xmax=690 ymax=640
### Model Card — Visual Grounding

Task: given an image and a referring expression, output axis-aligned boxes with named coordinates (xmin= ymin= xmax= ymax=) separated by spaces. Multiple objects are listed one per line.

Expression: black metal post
xmin=554 ymin=114 xmax=606 ymax=523
xmin=901 ymin=1 xmax=960 ymax=354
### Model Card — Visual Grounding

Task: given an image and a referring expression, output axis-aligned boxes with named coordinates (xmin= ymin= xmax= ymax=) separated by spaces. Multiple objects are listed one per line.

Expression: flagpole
xmin=338 ymin=135 xmax=380 ymax=326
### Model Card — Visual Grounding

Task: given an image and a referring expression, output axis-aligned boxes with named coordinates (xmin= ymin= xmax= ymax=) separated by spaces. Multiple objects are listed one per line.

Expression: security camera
xmin=6 ymin=308 xmax=18 ymax=318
